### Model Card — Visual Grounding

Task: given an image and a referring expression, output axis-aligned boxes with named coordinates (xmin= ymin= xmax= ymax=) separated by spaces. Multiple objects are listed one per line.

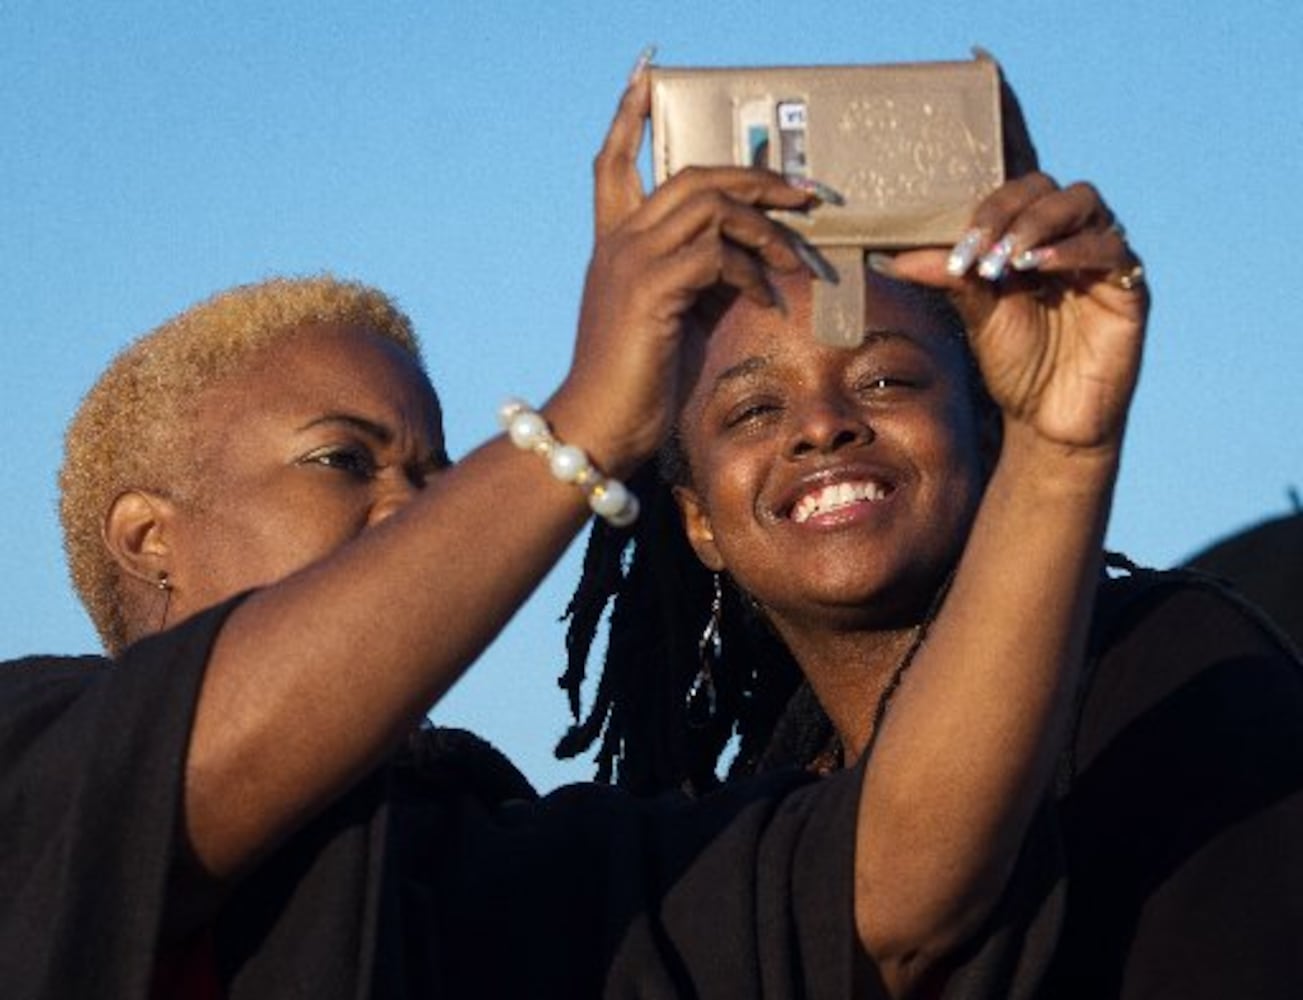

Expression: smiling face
xmin=161 ymin=322 xmax=448 ymax=621
xmin=674 ymin=272 xmax=990 ymax=634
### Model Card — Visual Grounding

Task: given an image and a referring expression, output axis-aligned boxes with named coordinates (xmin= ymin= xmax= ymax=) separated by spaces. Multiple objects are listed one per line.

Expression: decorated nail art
xmin=977 ymin=235 xmax=1017 ymax=281
xmin=1011 ymin=247 xmax=1046 ymax=272
xmin=785 ymin=175 xmax=846 ymax=206
xmin=1012 ymin=246 xmax=1057 ymax=272
xmin=946 ymin=228 xmax=984 ymax=277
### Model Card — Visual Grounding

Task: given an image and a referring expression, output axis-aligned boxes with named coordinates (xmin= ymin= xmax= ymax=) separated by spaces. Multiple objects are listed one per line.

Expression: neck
xmin=774 ymin=622 xmax=923 ymax=762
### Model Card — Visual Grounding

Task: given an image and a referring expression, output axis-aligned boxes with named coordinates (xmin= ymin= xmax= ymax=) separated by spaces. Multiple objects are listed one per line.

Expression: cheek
xmin=186 ymin=486 xmax=369 ymax=594
xmin=694 ymin=440 xmax=763 ymax=535
xmin=916 ymin=409 xmax=987 ymax=541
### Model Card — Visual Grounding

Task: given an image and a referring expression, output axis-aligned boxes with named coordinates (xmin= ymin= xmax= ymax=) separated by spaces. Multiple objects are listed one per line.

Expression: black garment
xmin=742 ymin=570 xmax=1303 ymax=998
xmin=0 ymin=602 xmax=866 ymax=1000
xmin=1041 ymin=572 xmax=1303 ymax=998
xmin=1184 ymin=511 xmax=1303 ymax=651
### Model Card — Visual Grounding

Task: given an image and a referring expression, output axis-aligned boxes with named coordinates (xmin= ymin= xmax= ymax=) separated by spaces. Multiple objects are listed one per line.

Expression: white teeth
xmin=791 ymin=480 xmax=887 ymax=523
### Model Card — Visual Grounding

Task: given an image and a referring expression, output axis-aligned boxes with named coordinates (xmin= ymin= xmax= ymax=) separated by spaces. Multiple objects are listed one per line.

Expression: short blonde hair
xmin=60 ymin=275 xmax=423 ymax=652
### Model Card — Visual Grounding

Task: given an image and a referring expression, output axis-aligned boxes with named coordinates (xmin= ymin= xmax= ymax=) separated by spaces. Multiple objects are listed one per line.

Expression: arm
xmin=181 ymin=72 xmax=818 ymax=880
xmin=855 ymin=174 xmax=1148 ymax=986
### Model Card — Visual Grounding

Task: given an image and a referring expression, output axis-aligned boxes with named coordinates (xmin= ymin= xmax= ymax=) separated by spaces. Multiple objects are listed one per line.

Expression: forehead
xmin=702 ymin=271 xmax=965 ymax=374
xmin=194 ymin=322 xmax=443 ymax=437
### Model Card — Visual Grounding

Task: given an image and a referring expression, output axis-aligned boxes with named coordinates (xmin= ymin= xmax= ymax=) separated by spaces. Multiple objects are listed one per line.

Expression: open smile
xmin=787 ymin=477 xmax=895 ymax=525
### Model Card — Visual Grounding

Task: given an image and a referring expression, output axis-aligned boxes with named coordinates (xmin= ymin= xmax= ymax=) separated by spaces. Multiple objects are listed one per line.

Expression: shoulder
xmin=1080 ymin=569 xmax=1301 ymax=754
xmin=1068 ymin=568 xmax=1303 ymax=828
xmin=1 ymin=652 xmax=108 ymax=684
xmin=1049 ymin=575 xmax=1303 ymax=996
xmin=0 ymin=654 xmax=109 ymax=743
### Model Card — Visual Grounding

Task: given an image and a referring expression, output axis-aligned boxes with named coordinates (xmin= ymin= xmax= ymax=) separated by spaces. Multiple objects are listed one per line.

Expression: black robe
xmin=1039 ymin=572 xmax=1303 ymax=997
xmin=0 ymin=601 xmax=867 ymax=999
xmin=923 ymin=570 xmax=1303 ymax=999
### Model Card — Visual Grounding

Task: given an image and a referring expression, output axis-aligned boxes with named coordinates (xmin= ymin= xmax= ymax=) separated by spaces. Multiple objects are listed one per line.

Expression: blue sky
xmin=3 ymin=1 xmax=1300 ymax=790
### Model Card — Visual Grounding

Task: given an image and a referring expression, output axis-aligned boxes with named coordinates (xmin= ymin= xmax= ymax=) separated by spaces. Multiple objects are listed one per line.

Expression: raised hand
xmin=548 ymin=67 xmax=824 ymax=477
xmin=880 ymin=173 xmax=1149 ymax=457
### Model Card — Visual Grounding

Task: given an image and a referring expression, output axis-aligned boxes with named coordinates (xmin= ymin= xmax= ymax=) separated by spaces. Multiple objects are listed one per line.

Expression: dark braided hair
xmin=556 ymin=460 xmax=806 ymax=794
xmin=558 ymin=278 xmax=993 ymax=795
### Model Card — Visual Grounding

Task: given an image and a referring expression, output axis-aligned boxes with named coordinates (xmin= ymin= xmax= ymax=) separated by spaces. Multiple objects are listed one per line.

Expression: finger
xmin=985 ymin=181 xmax=1117 ymax=278
xmin=633 ymin=236 xmax=783 ymax=320
xmin=940 ymin=173 xmax=1059 ymax=277
xmin=945 ymin=174 xmax=1115 ymax=282
xmin=1014 ymin=231 xmax=1148 ymax=298
xmin=628 ymin=186 xmax=808 ymax=274
xmin=594 ymin=70 xmax=652 ymax=239
xmin=968 ymin=172 xmax=1061 ymax=244
xmin=628 ymin=164 xmax=817 ymax=234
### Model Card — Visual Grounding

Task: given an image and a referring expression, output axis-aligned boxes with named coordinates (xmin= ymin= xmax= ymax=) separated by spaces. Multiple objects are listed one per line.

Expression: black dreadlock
xmin=557 ymin=461 xmax=807 ymax=794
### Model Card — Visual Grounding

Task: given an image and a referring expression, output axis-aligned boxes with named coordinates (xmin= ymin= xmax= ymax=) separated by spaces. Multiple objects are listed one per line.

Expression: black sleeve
xmin=0 ymin=603 xmax=238 ymax=1000
xmin=1047 ymin=578 xmax=1303 ymax=998
xmin=399 ymin=760 xmax=870 ymax=999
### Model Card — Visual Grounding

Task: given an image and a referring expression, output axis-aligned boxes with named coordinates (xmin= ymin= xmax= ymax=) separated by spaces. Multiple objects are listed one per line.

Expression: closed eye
xmin=724 ymin=398 xmax=783 ymax=429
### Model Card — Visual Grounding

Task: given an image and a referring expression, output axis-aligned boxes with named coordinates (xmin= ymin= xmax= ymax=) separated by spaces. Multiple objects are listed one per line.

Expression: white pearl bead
xmin=549 ymin=444 xmax=590 ymax=483
xmin=497 ymin=397 xmax=529 ymax=430
xmin=508 ymin=410 xmax=549 ymax=450
xmin=590 ymin=479 xmax=633 ymax=521
xmin=607 ymin=493 xmax=639 ymax=527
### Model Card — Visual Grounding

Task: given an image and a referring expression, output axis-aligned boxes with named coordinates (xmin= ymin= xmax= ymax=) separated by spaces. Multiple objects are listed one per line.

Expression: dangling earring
xmin=156 ymin=571 xmax=173 ymax=632
xmin=686 ymin=573 xmax=722 ymax=727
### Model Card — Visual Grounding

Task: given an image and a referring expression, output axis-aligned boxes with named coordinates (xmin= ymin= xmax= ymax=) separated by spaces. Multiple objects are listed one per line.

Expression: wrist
xmin=542 ymin=380 xmax=663 ymax=481
xmin=499 ymin=399 xmax=640 ymax=527
xmin=993 ymin=422 xmax=1122 ymax=502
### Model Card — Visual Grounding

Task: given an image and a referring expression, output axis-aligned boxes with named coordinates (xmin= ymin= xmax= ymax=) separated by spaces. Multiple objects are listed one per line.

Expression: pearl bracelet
xmin=497 ymin=399 xmax=640 ymax=527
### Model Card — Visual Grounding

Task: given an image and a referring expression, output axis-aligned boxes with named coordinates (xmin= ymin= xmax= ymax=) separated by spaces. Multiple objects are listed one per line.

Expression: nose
xmin=784 ymin=394 xmax=873 ymax=460
xmin=367 ymin=470 xmax=424 ymax=527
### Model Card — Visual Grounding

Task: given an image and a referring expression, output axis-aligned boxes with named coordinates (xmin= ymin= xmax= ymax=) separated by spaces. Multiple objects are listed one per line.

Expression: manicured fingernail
xmin=1011 ymin=247 xmax=1049 ymax=272
xmin=946 ymin=228 xmax=984 ymax=276
xmin=977 ymin=235 xmax=1017 ymax=281
xmin=628 ymin=45 xmax=657 ymax=84
xmin=791 ymin=239 xmax=839 ymax=284
xmin=866 ymin=252 xmax=898 ymax=278
xmin=785 ymin=175 xmax=846 ymax=206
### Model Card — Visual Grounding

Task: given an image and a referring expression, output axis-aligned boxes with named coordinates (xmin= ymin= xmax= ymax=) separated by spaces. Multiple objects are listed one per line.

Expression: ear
xmin=672 ymin=485 xmax=725 ymax=572
xmin=103 ymin=490 xmax=176 ymax=588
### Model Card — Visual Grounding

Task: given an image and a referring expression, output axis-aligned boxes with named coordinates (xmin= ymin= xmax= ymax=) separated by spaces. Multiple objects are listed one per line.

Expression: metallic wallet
xmin=649 ymin=53 xmax=1005 ymax=346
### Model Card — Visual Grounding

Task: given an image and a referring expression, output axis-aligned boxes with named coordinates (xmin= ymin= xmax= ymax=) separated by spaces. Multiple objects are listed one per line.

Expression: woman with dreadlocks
xmin=563 ymin=64 xmax=1303 ymax=999
xmin=0 ymin=61 xmax=1204 ymax=1000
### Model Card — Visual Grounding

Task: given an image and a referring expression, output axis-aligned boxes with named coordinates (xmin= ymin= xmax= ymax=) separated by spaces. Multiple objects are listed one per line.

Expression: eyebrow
xmin=709 ymin=355 xmax=773 ymax=396
xmin=707 ymin=329 xmax=914 ymax=398
xmin=296 ymin=413 xmax=394 ymax=443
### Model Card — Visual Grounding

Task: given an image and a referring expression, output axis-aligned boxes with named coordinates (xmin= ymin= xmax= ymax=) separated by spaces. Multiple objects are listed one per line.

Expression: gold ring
xmin=1111 ymin=263 xmax=1145 ymax=291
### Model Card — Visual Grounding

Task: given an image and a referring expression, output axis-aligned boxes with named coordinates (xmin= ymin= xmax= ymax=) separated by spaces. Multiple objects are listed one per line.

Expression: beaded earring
xmin=686 ymin=572 xmax=722 ymax=727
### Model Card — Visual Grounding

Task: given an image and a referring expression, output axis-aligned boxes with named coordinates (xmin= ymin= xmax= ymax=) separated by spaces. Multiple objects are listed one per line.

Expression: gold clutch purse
xmin=649 ymin=53 xmax=1005 ymax=345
